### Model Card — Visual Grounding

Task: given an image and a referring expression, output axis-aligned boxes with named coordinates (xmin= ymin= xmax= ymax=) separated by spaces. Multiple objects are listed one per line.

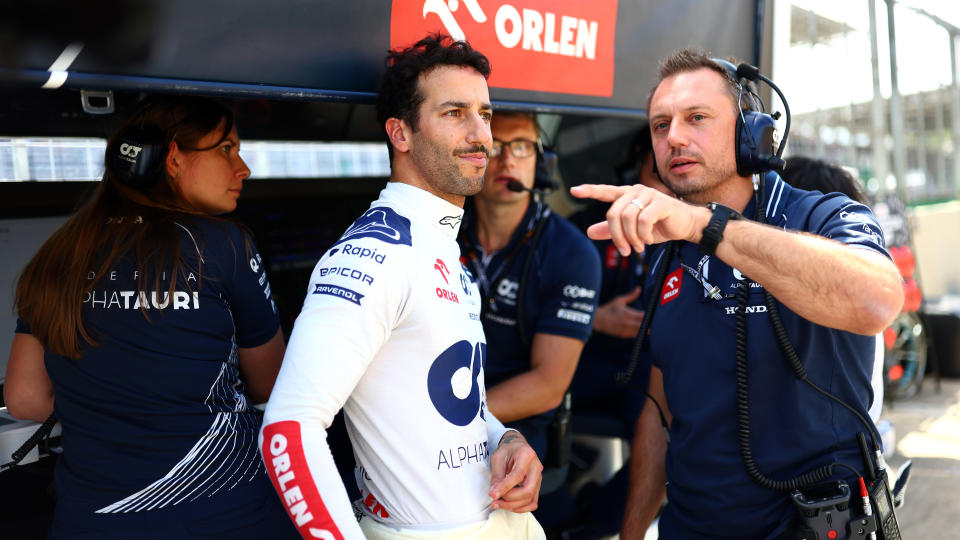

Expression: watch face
xmin=708 ymin=202 xmax=740 ymax=219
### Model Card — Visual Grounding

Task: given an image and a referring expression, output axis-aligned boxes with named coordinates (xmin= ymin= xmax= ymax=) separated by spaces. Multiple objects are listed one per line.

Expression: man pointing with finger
xmin=572 ymin=48 xmax=903 ymax=539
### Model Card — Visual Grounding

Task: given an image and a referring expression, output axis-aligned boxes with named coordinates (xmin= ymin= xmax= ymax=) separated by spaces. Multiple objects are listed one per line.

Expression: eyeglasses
xmin=490 ymin=138 xmax=537 ymax=159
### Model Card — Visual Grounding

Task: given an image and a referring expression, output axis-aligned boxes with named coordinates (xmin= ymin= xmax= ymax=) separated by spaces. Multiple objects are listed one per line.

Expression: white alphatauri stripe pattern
xmin=96 ymin=338 xmax=263 ymax=513
xmin=764 ymin=174 xmax=785 ymax=219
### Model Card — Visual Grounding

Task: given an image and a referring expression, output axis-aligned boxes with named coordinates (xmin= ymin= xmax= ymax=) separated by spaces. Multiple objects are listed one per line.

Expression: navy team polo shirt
xmin=459 ymin=200 xmax=601 ymax=459
xmin=645 ymin=173 xmax=889 ymax=539
xmin=16 ymin=216 xmax=283 ymax=531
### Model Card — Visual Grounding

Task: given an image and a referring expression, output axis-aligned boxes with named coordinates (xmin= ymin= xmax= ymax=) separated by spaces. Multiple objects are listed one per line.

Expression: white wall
xmin=0 ymin=216 xmax=67 ymax=383
xmin=910 ymin=201 xmax=960 ymax=299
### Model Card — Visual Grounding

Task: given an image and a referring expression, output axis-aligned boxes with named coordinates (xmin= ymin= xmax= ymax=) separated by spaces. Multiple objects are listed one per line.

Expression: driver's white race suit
xmin=261 ymin=182 xmax=512 ymax=539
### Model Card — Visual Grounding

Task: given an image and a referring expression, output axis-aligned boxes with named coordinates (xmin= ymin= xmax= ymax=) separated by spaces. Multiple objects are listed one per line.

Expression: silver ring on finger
xmin=630 ymin=198 xmax=645 ymax=211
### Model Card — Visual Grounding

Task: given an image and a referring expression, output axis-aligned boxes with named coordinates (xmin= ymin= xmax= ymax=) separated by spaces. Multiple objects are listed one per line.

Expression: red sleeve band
xmin=262 ymin=421 xmax=346 ymax=540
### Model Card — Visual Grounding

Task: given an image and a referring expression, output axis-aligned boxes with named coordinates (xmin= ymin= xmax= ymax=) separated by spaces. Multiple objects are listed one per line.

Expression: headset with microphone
xmin=505 ymin=139 xmax=558 ymax=195
xmin=505 ymin=179 xmax=532 ymax=193
xmin=646 ymin=58 xmax=790 ymax=187
xmin=710 ymin=58 xmax=790 ymax=178
xmin=621 ymin=59 xmax=793 ymax=386
xmin=533 ymin=141 xmax=559 ymax=192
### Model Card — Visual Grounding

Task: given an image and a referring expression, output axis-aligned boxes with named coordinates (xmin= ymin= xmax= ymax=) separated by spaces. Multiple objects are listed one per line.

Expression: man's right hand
xmin=488 ymin=430 xmax=542 ymax=513
xmin=570 ymin=183 xmax=709 ymax=257
xmin=593 ymin=287 xmax=645 ymax=338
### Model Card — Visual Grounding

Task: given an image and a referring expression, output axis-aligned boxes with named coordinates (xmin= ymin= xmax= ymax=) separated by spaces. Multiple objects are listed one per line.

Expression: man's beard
xmin=412 ymin=134 xmax=487 ymax=197
xmin=660 ymin=153 xmax=737 ymax=203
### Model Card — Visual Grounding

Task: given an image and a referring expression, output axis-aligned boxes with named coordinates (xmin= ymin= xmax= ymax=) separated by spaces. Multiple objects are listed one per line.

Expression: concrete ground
xmin=881 ymin=375 xmax=960 ymax=539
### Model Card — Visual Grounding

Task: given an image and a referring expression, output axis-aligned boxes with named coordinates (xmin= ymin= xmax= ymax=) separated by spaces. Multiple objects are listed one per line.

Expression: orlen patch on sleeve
xmin=262 ymin=421 xmax=345 ymax=540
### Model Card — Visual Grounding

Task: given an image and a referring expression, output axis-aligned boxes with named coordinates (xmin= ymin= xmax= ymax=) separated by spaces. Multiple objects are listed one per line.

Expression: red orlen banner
xmin=390 ymin=0 xmax=618 ymax=97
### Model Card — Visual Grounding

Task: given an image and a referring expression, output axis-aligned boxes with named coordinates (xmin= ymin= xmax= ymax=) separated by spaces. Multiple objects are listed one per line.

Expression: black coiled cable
xmin=763 ymin=287 xmax=882 ymax=450
xmin=735 ymin=279 xmax=837 ymax=490
xmin=734 ymin=177 xmax=880 ymax=492
xmin=733 ymin=175 xmax=834 ymax=491
xmin=0 ymin=413 xmax=58 ymax=473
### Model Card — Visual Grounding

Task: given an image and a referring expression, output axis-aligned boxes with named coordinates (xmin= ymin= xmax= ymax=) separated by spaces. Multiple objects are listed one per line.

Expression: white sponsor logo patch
xmin=563 ymin=284 xmax=596 ymax=299
xmin=556 ymin=308 xmax=591 ymax=324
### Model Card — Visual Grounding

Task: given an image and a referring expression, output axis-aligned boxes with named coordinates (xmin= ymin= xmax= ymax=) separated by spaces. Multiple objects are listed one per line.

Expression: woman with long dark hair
xmin=5 ymin=95 xmax=297 ymax=538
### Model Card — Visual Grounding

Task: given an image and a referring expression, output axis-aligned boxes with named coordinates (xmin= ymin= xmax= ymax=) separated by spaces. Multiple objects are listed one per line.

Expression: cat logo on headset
xmin=119 ymin=143 xmax=143 ymax=159
xmin=112 ymin=125 xmax=167 ymax=189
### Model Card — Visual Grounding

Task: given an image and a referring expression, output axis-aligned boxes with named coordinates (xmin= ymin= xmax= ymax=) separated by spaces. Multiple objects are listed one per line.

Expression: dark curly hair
xmin=376 ymin=34 xmax=491 ymax=159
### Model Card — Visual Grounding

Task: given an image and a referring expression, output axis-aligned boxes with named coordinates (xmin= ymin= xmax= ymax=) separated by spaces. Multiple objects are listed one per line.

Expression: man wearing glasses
xmin=458 ymin=112 xmax=601 ymax=472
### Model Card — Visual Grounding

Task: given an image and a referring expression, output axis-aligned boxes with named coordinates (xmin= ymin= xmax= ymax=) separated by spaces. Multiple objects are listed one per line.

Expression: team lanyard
xmin=678 ymin=253 xmax=741 ymax=301
xmin=462 ymin=202 xmax=547 ymax=308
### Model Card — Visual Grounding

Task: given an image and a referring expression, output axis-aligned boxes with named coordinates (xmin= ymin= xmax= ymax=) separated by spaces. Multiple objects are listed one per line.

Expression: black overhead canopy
xmin=0 ymin=0 xmax=763 ymax=138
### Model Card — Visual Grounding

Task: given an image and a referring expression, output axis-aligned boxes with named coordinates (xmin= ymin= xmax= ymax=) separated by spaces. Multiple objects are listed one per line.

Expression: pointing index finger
xmin=570 ymin=184 xmax=629 ymax=203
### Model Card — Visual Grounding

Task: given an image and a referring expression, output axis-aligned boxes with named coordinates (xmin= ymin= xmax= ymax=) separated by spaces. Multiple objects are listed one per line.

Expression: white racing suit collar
xmin=379 ymin=181 xmax=466 ymax=240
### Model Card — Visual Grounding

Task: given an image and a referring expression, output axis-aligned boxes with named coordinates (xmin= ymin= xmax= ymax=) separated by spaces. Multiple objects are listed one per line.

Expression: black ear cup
xmin=534 ymin=147 xmax=559 ymax=192
xmin=735 ymin=110 xmax=778 ymax=177
xmin=710 ymin=57 xmax=782 ymax=177
xmin=112 ymin=125 xmax=167 ymax=189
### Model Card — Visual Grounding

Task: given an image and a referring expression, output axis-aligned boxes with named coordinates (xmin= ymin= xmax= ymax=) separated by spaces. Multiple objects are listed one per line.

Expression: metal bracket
xmin=80 ymin=89 xmax=114 ymax=115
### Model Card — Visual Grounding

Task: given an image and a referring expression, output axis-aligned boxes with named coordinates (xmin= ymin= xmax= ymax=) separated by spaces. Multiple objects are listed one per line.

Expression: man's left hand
xmin=488 ymin=430 xmax=542 ymax=513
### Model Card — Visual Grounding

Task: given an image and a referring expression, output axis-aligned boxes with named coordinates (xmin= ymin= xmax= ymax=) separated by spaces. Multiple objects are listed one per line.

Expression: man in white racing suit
xmin=260 ymin=35 xmax=545 ymax=540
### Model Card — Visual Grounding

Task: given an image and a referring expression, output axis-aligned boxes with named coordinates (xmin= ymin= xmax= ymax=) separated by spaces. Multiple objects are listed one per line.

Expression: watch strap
xmin=699 ymin=202 xmax=741 ymax=255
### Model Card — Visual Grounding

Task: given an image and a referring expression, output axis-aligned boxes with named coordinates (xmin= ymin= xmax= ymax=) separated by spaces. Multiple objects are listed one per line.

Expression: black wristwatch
xmin=698 ymin=202 xmax=742 ymax=255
